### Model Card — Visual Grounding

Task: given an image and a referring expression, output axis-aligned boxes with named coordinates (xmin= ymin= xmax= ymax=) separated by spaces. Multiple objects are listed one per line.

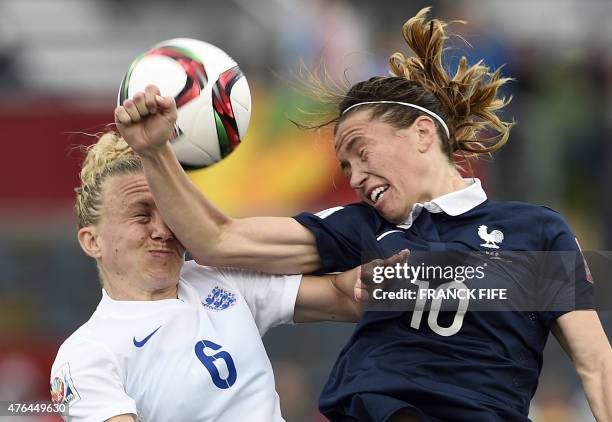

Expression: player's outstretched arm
xmin=552 ymin=311 xmax=612 ymax=421
xmin=295 ymin=251 xmax=409 ymax=323
xmin=115 ymin=85 xmax=321 ymax=274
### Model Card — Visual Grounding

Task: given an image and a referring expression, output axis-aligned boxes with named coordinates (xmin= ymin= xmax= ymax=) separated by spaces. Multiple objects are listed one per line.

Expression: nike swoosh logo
xmin=133 ymin=326 xmax=162 ymax=348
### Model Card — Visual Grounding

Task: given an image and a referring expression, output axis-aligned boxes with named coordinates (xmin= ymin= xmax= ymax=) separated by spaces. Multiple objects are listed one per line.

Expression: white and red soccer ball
xmin=119 ymin=38 xmax=251 ymax=169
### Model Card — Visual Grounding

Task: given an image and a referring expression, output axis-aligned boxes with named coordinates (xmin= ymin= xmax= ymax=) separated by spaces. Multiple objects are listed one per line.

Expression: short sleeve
xmin=217 ymin=267 xmax=302 ymax=336
xmin=538 ymin=208 xmax=595 ymax=323
xmin=51 ymin=338 xmax=137 ymax=422
xmin=293 ymin=203 xmax=381 ymax=273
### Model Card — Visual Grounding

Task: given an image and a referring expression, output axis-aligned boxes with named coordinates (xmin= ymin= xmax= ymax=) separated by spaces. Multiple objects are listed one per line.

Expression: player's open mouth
xmin=370 ymin=185 xmax=389 ymax=203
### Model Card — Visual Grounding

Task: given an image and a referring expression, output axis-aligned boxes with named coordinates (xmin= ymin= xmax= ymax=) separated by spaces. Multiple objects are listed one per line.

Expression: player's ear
xmin=78 ymin=226 xmax=102 ymax=259
xmin=413 ymin=115 xmax=437 ymax=153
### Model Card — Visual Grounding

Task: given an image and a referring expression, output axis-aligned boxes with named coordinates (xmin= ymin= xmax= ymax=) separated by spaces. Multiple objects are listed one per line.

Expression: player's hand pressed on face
xmin=114 ymin=84 xmax=178 ymax=157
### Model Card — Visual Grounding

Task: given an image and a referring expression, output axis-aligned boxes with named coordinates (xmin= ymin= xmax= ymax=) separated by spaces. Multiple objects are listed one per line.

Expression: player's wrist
xmin=138 ymin=141 xmax=175 ymax=164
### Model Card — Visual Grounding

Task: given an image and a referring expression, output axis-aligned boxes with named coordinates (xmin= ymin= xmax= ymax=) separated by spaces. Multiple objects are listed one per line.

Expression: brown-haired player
xmin=115 ymin=8 xmax=611 ymax=422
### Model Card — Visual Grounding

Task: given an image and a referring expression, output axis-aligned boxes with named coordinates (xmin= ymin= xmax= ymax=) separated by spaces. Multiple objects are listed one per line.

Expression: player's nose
xmin=349 ymin=168 xmax=367 ymax=191
xmin=150 ymin=213 xmax=175 ymax=242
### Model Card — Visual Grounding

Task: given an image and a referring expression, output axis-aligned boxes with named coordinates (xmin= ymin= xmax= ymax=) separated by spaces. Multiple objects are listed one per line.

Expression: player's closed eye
xmin=340 ymin=162 xmax=351 ymax=176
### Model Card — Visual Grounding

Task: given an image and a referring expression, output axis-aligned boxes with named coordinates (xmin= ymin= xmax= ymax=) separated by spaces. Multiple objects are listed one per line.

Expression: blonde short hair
xmin=75 ymin=132 xmax=142 ymax=228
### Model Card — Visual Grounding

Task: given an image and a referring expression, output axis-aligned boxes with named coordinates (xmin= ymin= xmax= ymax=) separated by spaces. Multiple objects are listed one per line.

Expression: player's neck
xmin=103 ymin=278 xmax=179 ymax=301
xmin=420 ymin=166 xmax=467 ymax=203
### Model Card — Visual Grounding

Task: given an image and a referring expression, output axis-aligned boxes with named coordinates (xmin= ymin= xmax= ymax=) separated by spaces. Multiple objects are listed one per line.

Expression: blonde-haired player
xmin=50 ymin=132 xmax=391 ymax=421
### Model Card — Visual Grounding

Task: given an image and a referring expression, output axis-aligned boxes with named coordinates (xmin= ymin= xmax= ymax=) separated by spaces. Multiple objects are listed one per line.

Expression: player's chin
xmin=377 ymin=203 xmax=406 ymax=225
xmin=145 ymin=256 xmax=183 ymax=274
xmin=372 ymin=196 xmax=402 ymax=224
xmin=146 ymin=266 xmax=182 ymax=286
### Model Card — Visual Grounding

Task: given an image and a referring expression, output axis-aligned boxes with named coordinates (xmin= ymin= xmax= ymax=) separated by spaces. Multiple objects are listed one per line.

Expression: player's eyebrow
xmin=336 ymin=135 xmax=363 ymax=158
xmin=344 ymin=138 xmax=359 ymax=155
xmin=126 ymin=198 xmax=153 ymax=212
xmin=335 ymin=127 xmax=363 ymax=155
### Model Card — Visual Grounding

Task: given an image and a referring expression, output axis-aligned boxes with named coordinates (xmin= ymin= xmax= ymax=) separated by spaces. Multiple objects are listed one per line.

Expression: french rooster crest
xmin=478 ymin=225 xmax=504 ymax=249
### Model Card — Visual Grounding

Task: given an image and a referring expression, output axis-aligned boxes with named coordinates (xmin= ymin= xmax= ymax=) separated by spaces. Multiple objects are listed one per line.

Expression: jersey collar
xmin=97 ymin=280 xmax=195 ymax=317
xmin=397 ymin=178 xmax=487 ymax=229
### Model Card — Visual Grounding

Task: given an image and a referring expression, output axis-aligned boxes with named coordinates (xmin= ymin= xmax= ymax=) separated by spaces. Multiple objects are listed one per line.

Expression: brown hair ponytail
xmin=388 ymin=7 xmax=514 ymax=156
xmin=298 ymin=7 xmax=514 ymax=160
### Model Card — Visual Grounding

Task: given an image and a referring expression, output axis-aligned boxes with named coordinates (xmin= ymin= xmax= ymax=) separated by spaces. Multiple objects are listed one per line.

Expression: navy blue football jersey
xmin=294 ymin=180 xmax=594 ymax=422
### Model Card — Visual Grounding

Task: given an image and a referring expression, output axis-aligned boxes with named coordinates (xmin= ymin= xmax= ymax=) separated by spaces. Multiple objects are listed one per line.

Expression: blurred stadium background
xmin=0 ymin=0 xmax=610 ymax=421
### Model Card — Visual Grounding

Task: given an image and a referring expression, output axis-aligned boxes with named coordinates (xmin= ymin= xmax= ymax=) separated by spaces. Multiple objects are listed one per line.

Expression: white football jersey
xmin=50 ymin=261 xmax=301 ymax=422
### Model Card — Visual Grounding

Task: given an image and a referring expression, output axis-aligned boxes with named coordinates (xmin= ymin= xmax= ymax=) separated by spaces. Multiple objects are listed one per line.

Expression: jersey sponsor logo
xmin=133 ymin=325 xmax=162 ymax=347
xmin=478 ymin=225 xmax=504 ymax=249
xmin=50 ymin=363 xmax=80 ymax=406
xmin=575 ymin=238 xmax=594 ymax=283
xmin=202 ymin=286 xmax=237 ymax=311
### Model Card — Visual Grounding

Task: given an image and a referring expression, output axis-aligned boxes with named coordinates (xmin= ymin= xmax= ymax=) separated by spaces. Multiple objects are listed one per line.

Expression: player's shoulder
xmin=537 ymin=204 xmax=571 ymax=226
xmin=57 ymin=317 xmax=97 ymax=350
xmin=52 ymin=318 xmax=111 ymax=371
xmin=484 ymin=200 xmax=574 ymax=248
xmin=485 ymin=200 xmax=569 ymax=225
xmin=484 ymin=199 xmax=551 ymax=215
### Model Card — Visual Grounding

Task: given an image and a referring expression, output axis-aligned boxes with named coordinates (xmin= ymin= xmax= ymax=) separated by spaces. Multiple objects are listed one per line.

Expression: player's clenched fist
xmin=114 ymin=84 xmax=178 ymax=158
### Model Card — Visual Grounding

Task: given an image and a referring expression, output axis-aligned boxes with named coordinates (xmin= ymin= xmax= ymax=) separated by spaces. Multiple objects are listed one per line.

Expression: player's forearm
xmin=580 ymin=355 xmax=612 ymax=421
xmin=138 ymin=142 xmax=321 ymax=273
xmin=139 ymin=141 xmax=232 ymax=262
xmin=604 ymin=359 xmax=612 ymax=422
xmin=295 ymin=274 xmax=361 ymax=323
xmin=330 ymin=271 xmax=363 ymax=321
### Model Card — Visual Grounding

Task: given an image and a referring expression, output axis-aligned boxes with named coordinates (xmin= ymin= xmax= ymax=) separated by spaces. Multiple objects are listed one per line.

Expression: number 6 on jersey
xmin=195 ymin=340 xmax=238 ymax=389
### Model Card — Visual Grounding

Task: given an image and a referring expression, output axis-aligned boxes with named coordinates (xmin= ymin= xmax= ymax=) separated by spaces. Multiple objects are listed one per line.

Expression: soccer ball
xmin=118 ymin=38 xmax=251 ymax=169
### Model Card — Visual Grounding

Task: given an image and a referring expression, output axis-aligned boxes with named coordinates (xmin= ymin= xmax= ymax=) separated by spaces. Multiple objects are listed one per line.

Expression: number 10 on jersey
xmin=410 ymin=280 xmax=469 ymax=337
